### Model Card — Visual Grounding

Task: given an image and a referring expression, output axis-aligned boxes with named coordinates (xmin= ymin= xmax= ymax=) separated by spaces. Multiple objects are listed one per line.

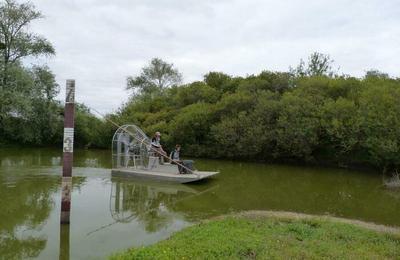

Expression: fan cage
xmin=112 ymin=124 xmax=151 ymax=169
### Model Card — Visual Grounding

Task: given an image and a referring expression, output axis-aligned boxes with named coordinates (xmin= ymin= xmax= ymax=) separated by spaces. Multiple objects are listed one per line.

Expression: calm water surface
xmin=0 ymin=148 xmax=399 ymax=259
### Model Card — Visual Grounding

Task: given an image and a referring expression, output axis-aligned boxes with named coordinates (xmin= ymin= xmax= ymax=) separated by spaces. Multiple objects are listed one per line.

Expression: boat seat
xmin=147 ymin=156 xmax=159 ymax=169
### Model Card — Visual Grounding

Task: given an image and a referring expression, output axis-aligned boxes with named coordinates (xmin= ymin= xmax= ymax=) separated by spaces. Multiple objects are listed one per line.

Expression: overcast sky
xmin=29 ymin=0 xmax=400 ymax=114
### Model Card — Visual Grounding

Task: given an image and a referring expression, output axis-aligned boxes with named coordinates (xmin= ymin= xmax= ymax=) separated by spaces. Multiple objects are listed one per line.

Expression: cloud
xmin=28 ymin=0 xmax=400 ymax=113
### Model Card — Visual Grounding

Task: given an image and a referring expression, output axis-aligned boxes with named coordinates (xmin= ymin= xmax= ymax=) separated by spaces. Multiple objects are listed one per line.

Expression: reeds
xmin=384 ymin=170 xmax=400 ymax=188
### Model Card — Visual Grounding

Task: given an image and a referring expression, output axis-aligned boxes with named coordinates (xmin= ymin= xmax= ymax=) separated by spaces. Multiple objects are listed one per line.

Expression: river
xmin=0 ymin=147 xmax=399 ymax=259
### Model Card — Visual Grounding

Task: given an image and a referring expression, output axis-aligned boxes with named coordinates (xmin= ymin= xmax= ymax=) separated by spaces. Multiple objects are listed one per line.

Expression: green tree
xmin=0 ymin=0 xmax=55 ymax=144
xmin=365 ymin=69 xmax=389 ymax=79
xmin=320 ymin=97 xmax=361 ymax=161
xmin=29 ymin=66 xmax=61 ymax=144
xmin=358 ymin=80 xmax=400 ymax=170
xmin=204 ymin=72 xmax=233 ymax=92
xmin=0 ymin=0 xmax=54 ymax=86
xmin=127 ymin=58 xmax=182 ymax=97
xmin=291 ymin=52 xmax=336 ymax=77
xmin=169 ymin=103 xmax=214 ymax=155
xmin=258 ymin=71 xmax=292 ymax=93
xmin=74 ymin=104 xmax=112 ymax=148
xmin=174 ymin=81 xmax=219 ymax=107
xmin=31 ymin=65 xmax=59 ymax=101
xmin=211 ymin=111 xmax=265 ymax=159
xmin=0 ymin=65 xmax=63 ymax=145
xmin=275 ymin=92 xmax=321 ymax=161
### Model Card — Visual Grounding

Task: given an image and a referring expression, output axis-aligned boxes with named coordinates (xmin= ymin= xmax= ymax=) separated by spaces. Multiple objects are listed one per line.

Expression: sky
xmin=28 ymin=0 xmax=400 ymax=114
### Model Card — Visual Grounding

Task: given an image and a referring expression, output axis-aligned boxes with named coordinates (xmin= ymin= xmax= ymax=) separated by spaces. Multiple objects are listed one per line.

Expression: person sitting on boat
xmin=170 ymin=144 xmax=194 ymax=174
xmin=170 ymin=144 xmax=181 ymax=162
xmin=151 ymin=131 xmax=167 ymax=163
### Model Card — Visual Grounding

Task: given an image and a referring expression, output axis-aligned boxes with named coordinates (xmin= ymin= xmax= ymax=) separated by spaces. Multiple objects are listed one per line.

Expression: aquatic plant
xmin=384 ymin=170 xmax=400 ymax=188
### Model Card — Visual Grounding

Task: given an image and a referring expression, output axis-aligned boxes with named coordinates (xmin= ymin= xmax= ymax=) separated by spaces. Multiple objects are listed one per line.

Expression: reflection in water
xmin=0 ymin=147 xmax=111 ymax=169
xmin=59 ymin=224 xmax=70 ymax=260
xmin=0 ymin=162 xmax=86 ymax=259
xmin=0 ymin=172 xmax=58 ymax=259
xmin=109 ymin=178 xmax=204 ymax=232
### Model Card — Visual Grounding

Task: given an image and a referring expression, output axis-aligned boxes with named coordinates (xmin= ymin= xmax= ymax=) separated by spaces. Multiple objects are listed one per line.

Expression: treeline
xmin=0 ymin=62 xmax=107 ymax=147
xmin=114 ymin=57 xmax=400 ymax=172
xmin=0 ymin=61 xmax=108 ymax=147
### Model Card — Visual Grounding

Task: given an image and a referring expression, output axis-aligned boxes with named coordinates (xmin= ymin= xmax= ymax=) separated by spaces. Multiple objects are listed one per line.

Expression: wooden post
xmin=60 ymin=79 xmax=75 ymax=224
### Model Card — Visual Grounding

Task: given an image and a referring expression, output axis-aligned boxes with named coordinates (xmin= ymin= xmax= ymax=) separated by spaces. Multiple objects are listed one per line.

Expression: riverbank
xmin=110 ymin=211 xmax=400 ymax=259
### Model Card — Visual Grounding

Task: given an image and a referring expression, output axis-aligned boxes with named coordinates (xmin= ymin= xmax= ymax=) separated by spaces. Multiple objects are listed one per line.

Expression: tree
xmin=126 ymin=58 xmax=182 ymax=97
xmin=275 ymin=92 xmax=321 ymax=161
xmin=365 ymin=69 xmax=389 ymax=79
xmin=204 ymin=72 xmax=231 ymax=91
xmin=0 ymin=0 xmax=54 ymax=86
xmin=29 ymin=66 xmax=61 ymax=144
xmin=175 ymin=81 xmax=219 ymax=107
xmin=169 ymin=102 xmax=214 ymax=155
xmin=31 ymin=65 xmax=59 ymax=101
xmin=0 ymin=65 xmax=63 ymax=145
xmin=291 ymin=52 xmax=336 ymax=77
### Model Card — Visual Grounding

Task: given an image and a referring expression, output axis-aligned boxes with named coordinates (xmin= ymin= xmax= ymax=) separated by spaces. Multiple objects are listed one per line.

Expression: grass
xmin=110 ymin=213 xmax=400 ymax=260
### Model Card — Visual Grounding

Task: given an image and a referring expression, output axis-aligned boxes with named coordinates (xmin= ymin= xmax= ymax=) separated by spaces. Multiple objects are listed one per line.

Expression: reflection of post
xmin=59 ymin=223 xmax=70 ymax=260
xmin=61 ymin=79 xmax=75 ymax=224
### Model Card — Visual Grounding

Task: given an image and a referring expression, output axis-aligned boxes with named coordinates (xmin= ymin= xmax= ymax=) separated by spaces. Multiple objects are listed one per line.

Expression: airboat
xmin=111 ymin=125 xmax=219 ymax=183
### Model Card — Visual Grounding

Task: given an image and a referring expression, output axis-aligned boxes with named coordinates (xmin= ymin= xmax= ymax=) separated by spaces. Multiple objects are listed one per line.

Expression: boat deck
xmin=111 ymin=164 xmax=218 ymax=183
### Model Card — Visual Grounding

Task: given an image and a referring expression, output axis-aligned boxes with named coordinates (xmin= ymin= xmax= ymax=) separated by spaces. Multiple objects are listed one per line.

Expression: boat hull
xmin=111 ymin=166 xmax=218 ymax=183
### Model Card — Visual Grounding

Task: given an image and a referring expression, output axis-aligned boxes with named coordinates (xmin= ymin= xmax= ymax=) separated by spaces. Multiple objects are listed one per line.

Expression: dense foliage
xmin=0 ymin=63 xmax=108 ymax=147
xmin=116 ymin=66 xmax=400 ymax=172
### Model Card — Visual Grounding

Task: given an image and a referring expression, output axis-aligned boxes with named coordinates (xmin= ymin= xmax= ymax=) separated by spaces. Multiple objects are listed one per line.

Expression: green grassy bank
xmin=111 ymin=212 xmax=400 ymax=259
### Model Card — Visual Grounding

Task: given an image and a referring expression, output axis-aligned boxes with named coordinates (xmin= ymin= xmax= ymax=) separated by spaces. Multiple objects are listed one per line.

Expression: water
xmin=0 ymin=148 xmax=399 ymax=259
